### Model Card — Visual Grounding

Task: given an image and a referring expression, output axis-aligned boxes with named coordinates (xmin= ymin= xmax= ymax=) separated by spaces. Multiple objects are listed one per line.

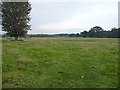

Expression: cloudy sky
xmin=0 ymin=0 xmax=119 ymax=34
xmin=28 ymin=0 xmax=119 ymax=34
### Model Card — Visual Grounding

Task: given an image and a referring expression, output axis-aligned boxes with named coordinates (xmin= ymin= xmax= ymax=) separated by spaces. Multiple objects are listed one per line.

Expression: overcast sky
xmin=28 ymin=0 xmax=119 ymax=34
xmin=0 ymin=0 xmax=119 ymax=34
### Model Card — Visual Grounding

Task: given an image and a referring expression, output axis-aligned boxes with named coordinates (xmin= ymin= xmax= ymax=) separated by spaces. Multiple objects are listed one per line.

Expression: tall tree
xmin=89 ymin=26 xmax=104 ymax=38
xmin=0 ymin=3 xmax=2 ymax=24
xmin=2 ymin=1 xmax=31 ymax=40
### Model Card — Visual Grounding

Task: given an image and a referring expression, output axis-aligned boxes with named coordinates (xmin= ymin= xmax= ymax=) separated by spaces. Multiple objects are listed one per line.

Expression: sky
xmin=28 ymin=0 xmax=119 ymax=34
xmin=0 ymin=0 xmax=119 ymax=34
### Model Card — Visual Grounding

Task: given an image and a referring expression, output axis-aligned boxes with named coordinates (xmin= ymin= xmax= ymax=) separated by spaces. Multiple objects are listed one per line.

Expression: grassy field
xmin=2 ymin=37 xmax=118 ymax=88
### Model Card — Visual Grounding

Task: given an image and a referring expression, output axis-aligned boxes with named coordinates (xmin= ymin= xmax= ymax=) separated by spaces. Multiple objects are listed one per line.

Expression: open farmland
xmin=2 ymin=37 xmax=118 ymax=88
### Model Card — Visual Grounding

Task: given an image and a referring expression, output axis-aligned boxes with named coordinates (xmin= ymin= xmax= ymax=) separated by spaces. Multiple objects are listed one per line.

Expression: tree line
xmin=80 ymin=26 xmax=120 ymax=38
xmin=2 ymin=26 xmax=120 ymax=38
xmin=24 ymin=26 xmax=120 ymax=38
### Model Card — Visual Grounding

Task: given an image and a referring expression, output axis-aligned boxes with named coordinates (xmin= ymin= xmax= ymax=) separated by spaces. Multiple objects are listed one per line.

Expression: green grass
xmin=2 ymin=37 xmax=118 ymax=88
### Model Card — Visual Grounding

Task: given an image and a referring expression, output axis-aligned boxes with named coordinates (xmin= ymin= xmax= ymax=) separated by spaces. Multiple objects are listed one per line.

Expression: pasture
xmin=2 ymin=37 xmax=118 ymax=88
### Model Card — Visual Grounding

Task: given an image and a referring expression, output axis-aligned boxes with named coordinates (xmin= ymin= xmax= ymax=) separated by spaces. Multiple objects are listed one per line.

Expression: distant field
xmin=2 ymin=37 xmax=118 ymax=88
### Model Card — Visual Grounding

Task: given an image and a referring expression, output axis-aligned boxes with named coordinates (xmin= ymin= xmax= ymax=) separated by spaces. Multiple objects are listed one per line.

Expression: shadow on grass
xmin=11 ymin=40 xmax=24 ymax=41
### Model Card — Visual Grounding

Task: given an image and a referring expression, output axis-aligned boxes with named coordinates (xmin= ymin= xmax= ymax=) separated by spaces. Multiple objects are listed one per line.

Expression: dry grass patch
xmin=17 ymin=57 xmax=38 ymax=66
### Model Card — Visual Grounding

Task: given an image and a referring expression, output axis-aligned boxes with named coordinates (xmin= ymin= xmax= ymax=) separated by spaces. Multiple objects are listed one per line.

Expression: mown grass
xmin=2 ymin=37 xmax=118 ymax=88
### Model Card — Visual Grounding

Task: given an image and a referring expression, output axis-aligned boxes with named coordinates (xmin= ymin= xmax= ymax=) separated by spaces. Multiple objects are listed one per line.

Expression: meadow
xmin=2 ymin=37 xmax=118 ymax=88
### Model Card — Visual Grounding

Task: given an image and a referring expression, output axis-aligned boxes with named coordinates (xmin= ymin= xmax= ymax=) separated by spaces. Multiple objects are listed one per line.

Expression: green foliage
xmin=18 ymin=26 xmax=119 ymax=38
xmin=80 ymin=26 xmax=120 ymax=38
xmin=0 ymin=3 xmax=1 ymax=12
xmin=2 ymin=37 xmax=118 ymax=88
xmin=2 ymin=2 xmax=31 ymax=40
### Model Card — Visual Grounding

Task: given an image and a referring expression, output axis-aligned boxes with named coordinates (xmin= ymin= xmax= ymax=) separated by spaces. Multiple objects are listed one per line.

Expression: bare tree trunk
xmin=15 ymin=37 xmax=18 ymax=41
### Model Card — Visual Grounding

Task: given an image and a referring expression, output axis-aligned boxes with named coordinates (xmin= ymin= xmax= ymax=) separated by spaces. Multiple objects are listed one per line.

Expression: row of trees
xmin=81 ymin=26 xmax=120 ymax=38
xmin=2 ymin=26 xmax=120 ymax=38
xmin=27 ymin=33 xmax=80 ymax=37
xmin=27 ymin=26 xmax=119 ymax=38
